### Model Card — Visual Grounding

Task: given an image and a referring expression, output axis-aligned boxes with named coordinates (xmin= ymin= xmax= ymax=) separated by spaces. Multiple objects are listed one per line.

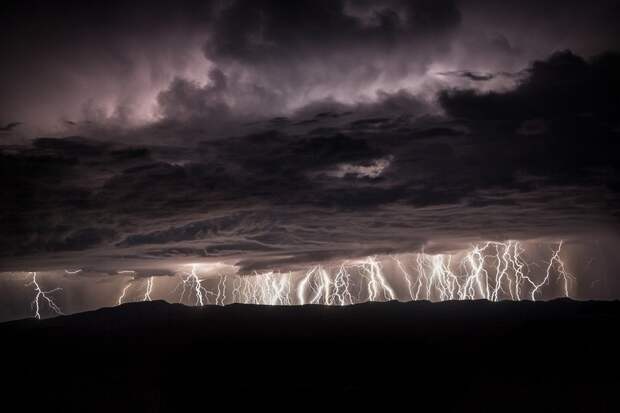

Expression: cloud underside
xmin=0 ymin=50 xmax=619 ymax=272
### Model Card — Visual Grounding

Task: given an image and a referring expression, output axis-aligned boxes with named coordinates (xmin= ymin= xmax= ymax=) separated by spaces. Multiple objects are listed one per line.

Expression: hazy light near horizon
xmin=2 ymin=240 xmax=581 ymax=321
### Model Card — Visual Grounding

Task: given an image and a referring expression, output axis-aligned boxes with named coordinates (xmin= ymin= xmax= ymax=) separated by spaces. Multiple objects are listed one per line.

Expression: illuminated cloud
xmin=326 ymin=156 xmax=393 ymax=179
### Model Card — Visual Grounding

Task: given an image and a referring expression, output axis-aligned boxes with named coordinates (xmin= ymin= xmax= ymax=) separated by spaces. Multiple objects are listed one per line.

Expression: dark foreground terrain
xmin=2 ymin=299 xmax=620 ymax=412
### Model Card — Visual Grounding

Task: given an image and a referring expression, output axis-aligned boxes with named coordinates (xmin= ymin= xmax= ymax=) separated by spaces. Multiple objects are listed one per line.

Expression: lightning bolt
xmin=116 ymin=271 xmax=157 ymax=304
xmin=142 ymin=276 xmax=154 ymax=301
xmin=28 ymin=272 xmax=63 ymax=319
xmin=117 ymin=284 xmax=131 ymax=305
xmin=357 ymin=256 xmax=396 ymax=302
xmin=230 ymin=271 xmax=292 ymax=305
xmin=116 ymin=270 xmax=137 ymax=305
xmin=176 ymin=264 xmax=211 ymax=305
xmin=530 ymin=241 xmax=573 ymax=300
xmin=215 ymin=274 xmax=227 ymax=306
xmin=297 ymin=266 xmax=333 ymax=305
xmin=330 ymin=264 xmax=354 ymax=305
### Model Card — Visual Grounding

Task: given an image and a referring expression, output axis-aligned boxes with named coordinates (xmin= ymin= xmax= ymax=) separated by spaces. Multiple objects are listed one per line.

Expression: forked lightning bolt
xmin=117 ymin=271 xmax=157 ymax=304
xmin=176 ymin=264 xmax=212 ymax=305
xmin=28 ymin=272 xmax=63 ymax=319
xmin=357 ymin=256 xmax=397 ymax=302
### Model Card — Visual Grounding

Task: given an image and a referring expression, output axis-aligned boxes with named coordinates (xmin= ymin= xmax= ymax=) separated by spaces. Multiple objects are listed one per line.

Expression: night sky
xmin=1 ymin=0 xmax=620 ymax=321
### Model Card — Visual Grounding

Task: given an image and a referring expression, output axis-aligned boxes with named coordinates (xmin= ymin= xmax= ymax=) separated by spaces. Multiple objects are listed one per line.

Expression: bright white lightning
xmin=231 ymin=271 xmax=292 ymax=305
xmin=116 ymin=271 xmax=157 ymax=304
xmin=392 ymin=255 xmax=417 ymax=301
xmin=142 ymin=277 xmax=154 ymax=301
xmin=296 ymin=264 xmax=355 ymax=305
xmin=530 ymin=241 xmax=573 ymax=300
xmin=106 ymin=240 xmax=574 ymax=310
xmin=117 ymin=284 xmax=131 ymax=305
xmin=330 ymin=264 xmax=354 ymax=306
xmin=13 ymin=241 xmax=574 ymax=318
xmin=357 ymin=256 xmax=396 ymax=302
xmin=215 ymin=274 xmax=227 ymax=306
xmin=297 ymin=266 xmax=331 ymax=305
xmin=116 ymin=270 xmax=137 ymax=305
xmin=28 ymin=272 xmax=63 ymax=319
xmin=170 ymin=241 xmax=572 ymax=307
xmin=392 ymin=241 xmax=572 ymax=302
xmin=176 ymin=264 xmax=211 ymax=306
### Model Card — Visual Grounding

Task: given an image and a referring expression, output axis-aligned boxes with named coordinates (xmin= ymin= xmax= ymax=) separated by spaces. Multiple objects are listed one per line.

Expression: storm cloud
xmin=0 ymin=48 xmax=618 ymax=275
xmin=0 ymin=1 xmax=619 ymax=281
xmin=2 ymin=0 xmax=619 ymax=134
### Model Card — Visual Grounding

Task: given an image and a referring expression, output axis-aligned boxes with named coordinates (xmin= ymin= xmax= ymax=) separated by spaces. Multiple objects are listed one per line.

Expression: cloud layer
xmin=1 ymin=50 xmax=618 ymax=273
xmin=2 ymin=0 xmax=619 ymax=133
xmin=0 ymin=1 xmax=619 ymax=278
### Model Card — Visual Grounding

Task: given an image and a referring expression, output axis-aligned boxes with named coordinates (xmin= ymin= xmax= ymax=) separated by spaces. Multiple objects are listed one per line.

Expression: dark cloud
xmin=1 ymin=50 xmax=619 ymax=273
xmin=439 ymin=51 xmax=620 ymax=120
xmin=2 ymin=0 xmax=620 ymax=133
xmin=0 ymin=1 xmax=215 ymax=132
xmin=157 ymin=68 xmax=228 ymax=120
xmin=0 ymin=122 xmax=22 ymax=132
xmin=436 ymin=70 xmax=524 ymax=82
xmin=205 ymin=0 xmax=460 ymax=63
xmin=438 ymin=70 xmax=495 ymax=81
xmin=0 ymin=1 xmax=619 ymax=281
xmin=439 ymin=51 xmax=620 ymax=187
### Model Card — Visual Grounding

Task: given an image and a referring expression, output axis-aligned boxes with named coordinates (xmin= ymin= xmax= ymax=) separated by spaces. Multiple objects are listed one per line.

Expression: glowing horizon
xmin=9 ymin=240 xmax=580 ymax=321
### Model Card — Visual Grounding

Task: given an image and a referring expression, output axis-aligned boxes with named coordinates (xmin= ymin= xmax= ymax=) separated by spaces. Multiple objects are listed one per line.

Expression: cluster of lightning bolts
xmin=393 ymin=240 xmax=573 ymax=302
xmin=121 ymin=241 xmax=571 ymax=307
xmin=24 ymin=241 xmax=573 ymax=318
xmin=116 ymin=271 xmax=154 ymax=304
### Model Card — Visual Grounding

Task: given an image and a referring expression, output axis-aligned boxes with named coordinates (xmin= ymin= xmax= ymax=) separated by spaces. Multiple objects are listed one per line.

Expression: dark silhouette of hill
xmin=2 ymin=299 xmax=619 ymax=412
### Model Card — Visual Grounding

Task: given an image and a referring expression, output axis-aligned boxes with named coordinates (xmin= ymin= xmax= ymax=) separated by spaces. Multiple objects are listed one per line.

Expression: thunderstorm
xmin=15 ymin=241 xmax=574 ymax=319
